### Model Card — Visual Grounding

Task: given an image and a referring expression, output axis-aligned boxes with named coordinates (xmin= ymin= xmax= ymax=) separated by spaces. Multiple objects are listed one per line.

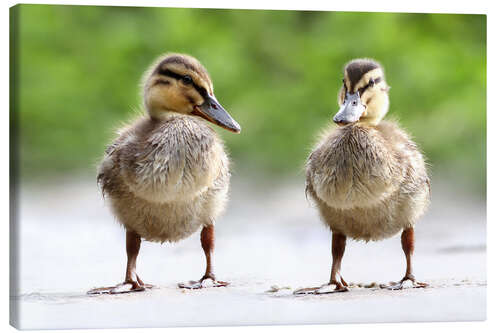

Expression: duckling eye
xmin=182 ymin=75 xmax=193 ymax=85
xmin=368 ymin=78 xmax=375 ymax=87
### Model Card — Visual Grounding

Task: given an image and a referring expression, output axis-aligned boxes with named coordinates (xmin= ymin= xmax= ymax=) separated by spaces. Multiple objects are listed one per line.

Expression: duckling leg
xmin=88 ymin=230 xmax=153 ymax=294
xmin=294 ymin=233 xmax=349 ymax=295
xmin=381 ymin=227 xmax=428 ymax=290
xmin=178 ymin=225 xmax=229 ymax=289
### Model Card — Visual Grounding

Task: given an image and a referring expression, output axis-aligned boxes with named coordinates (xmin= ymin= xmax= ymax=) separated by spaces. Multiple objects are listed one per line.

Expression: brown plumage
xmin=297 ymin=59 xmax=430 ymax=294
xmin=98 ymin=116 xmax=229 ymax=243
xmin=89 ymin=53 xmax=240 ymax=294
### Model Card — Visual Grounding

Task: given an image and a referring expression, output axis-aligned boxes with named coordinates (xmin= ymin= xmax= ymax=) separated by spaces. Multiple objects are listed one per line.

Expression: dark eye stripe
xmin=158 ymin=68 xmax=183 ymax=80
xmin=192 ymin=83 xmax=208 ymax=99
xmin=154 ymin=78 xmax=171 ymax=85
xmin=157 ymin=68 xmax=208 ymax=98
xmin=358 ymin=77 xmax=382 ymax=96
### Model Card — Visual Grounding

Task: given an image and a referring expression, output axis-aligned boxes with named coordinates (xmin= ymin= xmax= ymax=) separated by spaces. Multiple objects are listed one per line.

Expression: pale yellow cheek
xmin=145 ymin=88 xmax=166 ymax=111
xmin=364 ymin=92 xmax=389 ymax=122
xmin=145 ymin=82 xmax=206 ymax=114
xmin=164 ymin=89 xmax=185 ymax=109
xmin=361 ymin=91 xmax=380 ymax=118
xmin=187 ymin=91 xmax=204 ymax=106
xmin=361 ymin=93 xmax=372 ymax=109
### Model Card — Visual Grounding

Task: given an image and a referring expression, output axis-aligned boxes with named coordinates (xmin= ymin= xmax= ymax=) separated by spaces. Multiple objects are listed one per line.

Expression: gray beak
xmin=333 ymin=91 xmax=366 ymax=125
xmin=193 ymin=95 xmax=241 ymax=133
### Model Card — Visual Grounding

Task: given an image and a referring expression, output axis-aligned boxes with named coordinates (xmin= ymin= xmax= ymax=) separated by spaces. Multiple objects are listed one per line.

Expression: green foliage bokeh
xmin=12 ymin=5 xmax=486 ymax=191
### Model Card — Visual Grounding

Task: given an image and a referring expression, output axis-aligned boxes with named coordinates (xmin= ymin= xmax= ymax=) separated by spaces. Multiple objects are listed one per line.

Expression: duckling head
xmin=334 ymin=58 xmax=390 ymax=126
xmin=142 ymin=53 xmax=241 ymax=133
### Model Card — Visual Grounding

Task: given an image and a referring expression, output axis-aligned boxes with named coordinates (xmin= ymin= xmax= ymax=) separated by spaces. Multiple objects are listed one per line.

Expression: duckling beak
xmin=193 ymin=95 xmax=241 ymax=133
xmin=333 ymin=91 xmax=366 ymax=125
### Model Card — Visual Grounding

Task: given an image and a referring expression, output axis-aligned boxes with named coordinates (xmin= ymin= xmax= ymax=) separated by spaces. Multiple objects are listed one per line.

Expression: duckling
xmin=88 ymin=53 xmax=241 ymax=294
xmin=297 ymin=59 xmax=430 ymax=294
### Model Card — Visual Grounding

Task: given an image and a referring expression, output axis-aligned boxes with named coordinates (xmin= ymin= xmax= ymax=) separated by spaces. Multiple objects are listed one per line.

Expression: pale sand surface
xmin=11 ymin=176 xmax=486 ymax=329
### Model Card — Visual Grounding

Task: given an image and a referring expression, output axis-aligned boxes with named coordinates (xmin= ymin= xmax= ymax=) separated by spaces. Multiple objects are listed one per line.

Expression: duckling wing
xmin=377 ymin=120 xmax=430 ymax=193
xmin=97 ymin=124 xmax=135 ymax=198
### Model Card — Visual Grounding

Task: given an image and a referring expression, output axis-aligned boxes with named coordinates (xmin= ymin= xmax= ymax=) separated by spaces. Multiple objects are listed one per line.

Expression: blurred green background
xmin=11 ymin=5 xmax=486 ymax=193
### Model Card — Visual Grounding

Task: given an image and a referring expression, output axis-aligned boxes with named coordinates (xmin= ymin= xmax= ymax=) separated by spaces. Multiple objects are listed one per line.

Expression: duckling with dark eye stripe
xmin=88 ymin=53 xmax=240 ymax=294
xmin=297 ymin=59 xmax=430 ymax=294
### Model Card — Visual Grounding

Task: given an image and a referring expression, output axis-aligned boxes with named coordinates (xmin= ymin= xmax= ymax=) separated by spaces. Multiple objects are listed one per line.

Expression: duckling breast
xmin=307 ymin=124 xmax=404 ymax=210
xmin=120 ymin=114 xmax=228 ymax=204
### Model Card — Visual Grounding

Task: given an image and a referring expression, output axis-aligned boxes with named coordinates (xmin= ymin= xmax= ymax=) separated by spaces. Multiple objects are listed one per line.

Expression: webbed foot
xmin=178 ymin=274 xmax=229 ymax=289
xmin=88 ymin=275 xmax=154 ymax=295
xmin=380 ymin=275 xmax=428 ymax=290
xmin=293 ymin=281 xmax=348 ymax=295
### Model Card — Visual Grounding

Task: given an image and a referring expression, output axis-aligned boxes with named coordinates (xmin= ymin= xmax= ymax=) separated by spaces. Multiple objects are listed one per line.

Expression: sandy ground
xmin=11 ymin=175 xmax=486 ymax=329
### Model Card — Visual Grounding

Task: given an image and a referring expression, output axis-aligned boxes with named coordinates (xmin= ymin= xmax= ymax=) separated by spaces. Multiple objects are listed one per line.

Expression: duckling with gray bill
xmin=88 ymin=53 xmax=240 ymax=294
xmin=296 ymin=59 xmax=430 ymax=295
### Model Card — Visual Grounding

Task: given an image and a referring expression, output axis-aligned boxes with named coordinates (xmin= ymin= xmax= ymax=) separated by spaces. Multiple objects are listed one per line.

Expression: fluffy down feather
xmin=98 ymin=113 xmax=230 ymax=242
xmin=306 ymin=121 xmax=430 ymax=241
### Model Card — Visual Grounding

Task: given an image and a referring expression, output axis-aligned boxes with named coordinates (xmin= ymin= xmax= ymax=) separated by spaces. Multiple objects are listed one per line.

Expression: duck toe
xmin=178 ymin=277 xmax=230 ymax=289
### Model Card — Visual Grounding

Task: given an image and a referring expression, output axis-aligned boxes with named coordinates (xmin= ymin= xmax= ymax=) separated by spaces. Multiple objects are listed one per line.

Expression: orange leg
xmin=88 ymin=230 xmax=153 ymax=295
xmin=382 ymin=227 xmax=428 ymax=290
xmin=178 ymin=225 xmax=229 ymax=289
xmin=329 ymin=233 xmax=349 ymax=290
xmin=294 ymin=232 xmax=348 ymax=295
xmin=201 ymin=224 xmax=216 ymax=280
